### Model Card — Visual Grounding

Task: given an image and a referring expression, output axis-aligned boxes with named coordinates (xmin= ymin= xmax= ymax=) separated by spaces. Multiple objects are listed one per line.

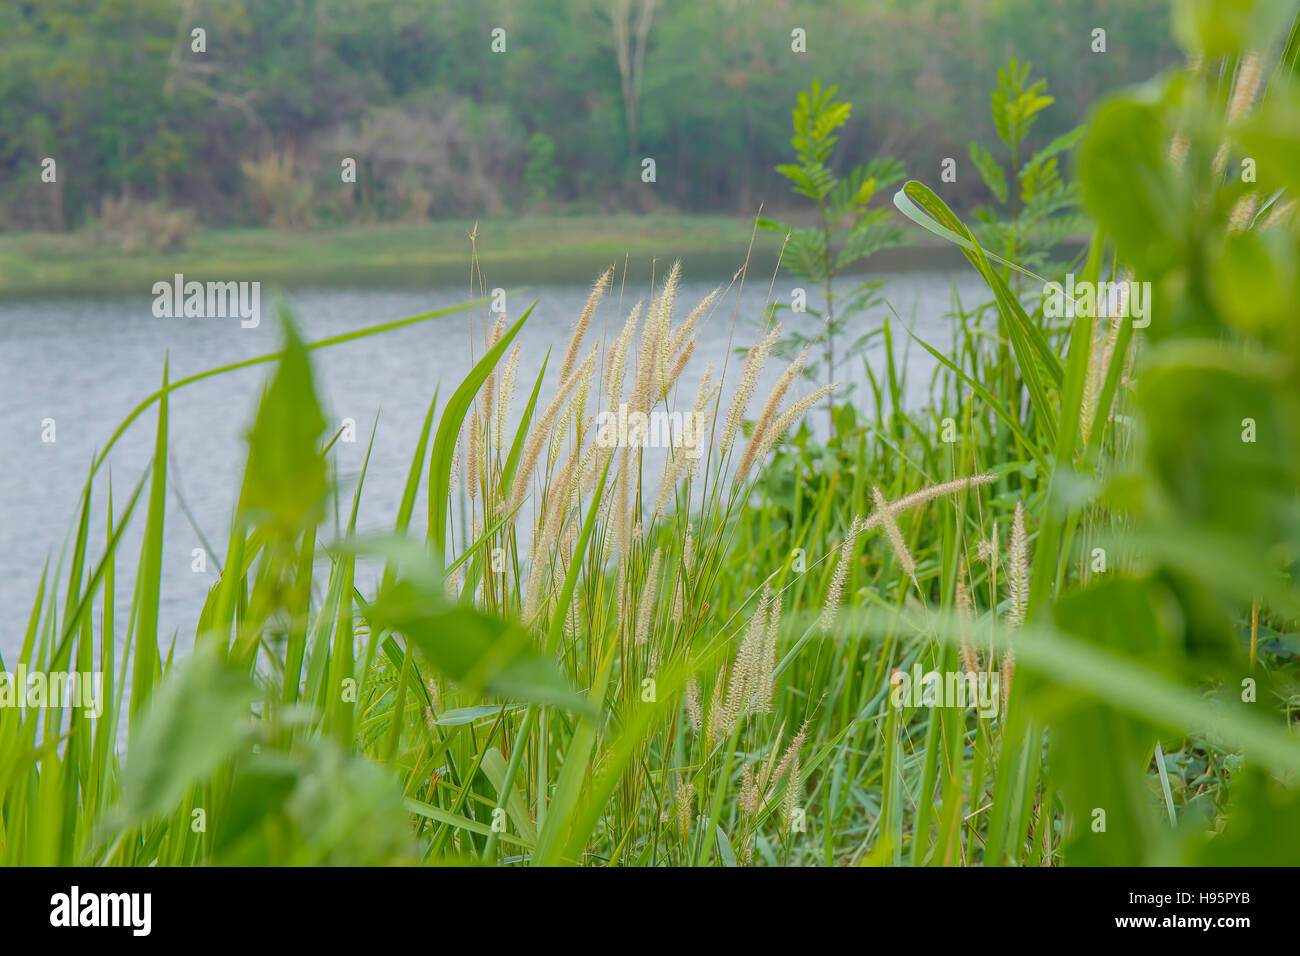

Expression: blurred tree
xmin=524 ymin=132 xmax=560 ymax=204
xmin=610 ymin=0 xmax=657 ymax=153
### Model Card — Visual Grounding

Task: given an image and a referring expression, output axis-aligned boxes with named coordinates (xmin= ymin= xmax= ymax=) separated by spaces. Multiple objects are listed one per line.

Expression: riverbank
xmin=0 ymin=214 xmax=976 ymax=300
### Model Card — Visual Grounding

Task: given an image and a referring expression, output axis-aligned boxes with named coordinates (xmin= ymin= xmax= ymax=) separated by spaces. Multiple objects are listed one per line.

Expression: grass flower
xmin=721 ymin=323 xmax=782 ymax=456
xmin=820 ymin=515 xmax=865 ymax=635
xmin=873 ymin=485 xmax=917 ymax=587
xmin=635 ymin=547 xmax=662 ymax=646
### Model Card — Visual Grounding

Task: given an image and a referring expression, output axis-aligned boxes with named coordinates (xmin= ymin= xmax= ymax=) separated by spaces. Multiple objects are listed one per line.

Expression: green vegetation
xmin=4 ymin=2 xmax=1300 ymax=867
xmin=1 ymin=0 xmax=1176 ymax=233
xmin=967 ymin=59 xmax=1086 ymax=279
xmin=759 ymin=80 xmax=907 ymax=416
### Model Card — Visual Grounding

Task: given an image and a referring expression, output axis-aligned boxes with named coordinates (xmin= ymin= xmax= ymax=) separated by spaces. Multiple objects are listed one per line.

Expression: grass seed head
xmin=820 ymin=515 xmax=865 ymax=635
xmin=721 ymin=322 xmax=782 ymax=456
xmin=1008 ymin=501 xmax=1029 ymax=630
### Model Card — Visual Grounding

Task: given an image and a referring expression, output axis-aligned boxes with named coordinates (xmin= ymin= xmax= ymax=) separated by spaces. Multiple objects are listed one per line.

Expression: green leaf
xmin=1185 ymin=766 xmax=1300 ymax=865
xmin=1019 ymin=125 xmax=1085 ymax=181
xmin=715 ymin=825 xmax=737 ymax=866
xmin=1078 ymin=96 xmax=1183 ymax=279
xmin=366 ymin=563 xmax=590 ymax=715
xmin=969 ymin=142 xmax=1008 ymax=205
xmin=892 ymin=180 xmax=1062 ymax=443
xmin=404 ymin=797 xmax=533 ymax=849
xmin=1235 ymin=89 xmax=1300 ymax=197
xmin=1173 ymin=0 xmax=1294 ymax=59
xmin=116 ymin=643 xmax=256 ymax=827
xmin=431 ymin=704 xmax=517 ymax=726
xmin=236 ymin=314 xmax=328 ymax=534
xmin=429 ymin=305 xmax=531 ymax=557
xmin=481 ymin=747 xmax=537 ymax=843
xmin=131 ymin=359 xmax=169 ymax=717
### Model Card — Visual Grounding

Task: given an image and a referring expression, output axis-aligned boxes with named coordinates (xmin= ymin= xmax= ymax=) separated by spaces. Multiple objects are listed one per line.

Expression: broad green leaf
xmin=116 ymin=643 xmax=255 ymax=827
xmin=366 ymin=571 xmax=589 ymax=714
xmin=429 ymin=306 xmax=532 ymax=557
xmin=237 ymin=315 xmax=328 ymax=533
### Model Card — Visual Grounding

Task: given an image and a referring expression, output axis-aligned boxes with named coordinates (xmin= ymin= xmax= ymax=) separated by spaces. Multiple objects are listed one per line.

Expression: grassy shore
xmin=0 ymin=215 xmax=768 ymax=299
xmin=0 ymin=214 xmax=978 ymax=300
